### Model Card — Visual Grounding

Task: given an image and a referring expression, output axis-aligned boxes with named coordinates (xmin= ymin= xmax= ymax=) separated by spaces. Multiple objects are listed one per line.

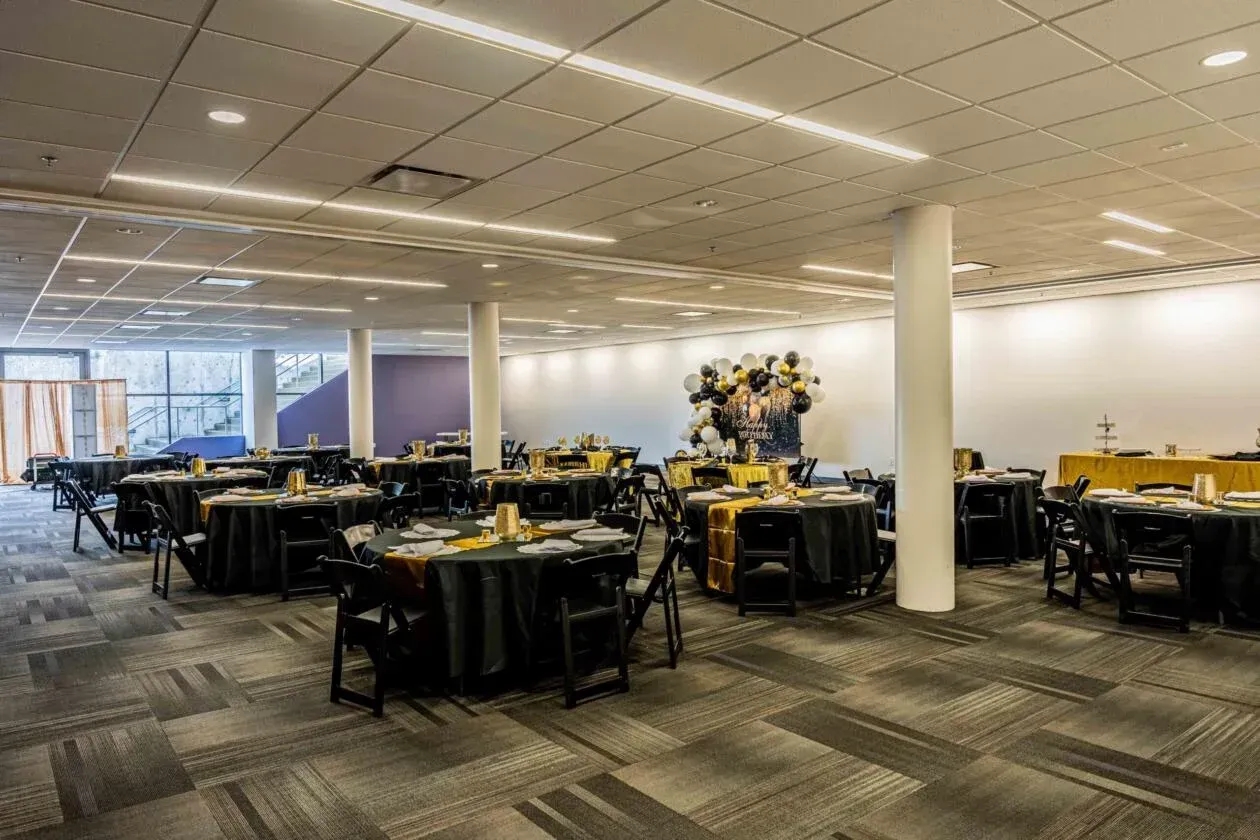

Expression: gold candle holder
xmin=256 ymin=447 xmax=271 ymax=460
xmin=307 ymin=432 xmax=319 ymax=449
xmin=528 ymin=448 xmax=548 ymax=474
xmin=1192 ymin=473 xmax=1217 ymax=504
xmin=113 ymin=444 xmax=128 ymax=458
xmin=768 ymin=460 xmax=789 ymax=491
xmin=953 ymin=448 xmax=974 ymax=479
xmin=190 ymin=457 xmax=206 ymax=477
xmin=458 ymin=428 xmax=469 ymax=444
xmin=747 ymin=441 xmax=759 ymax=462
xmin=495 ymin=502 xmax=521 ymax=540
xmin=411 ymin=440 xmax=426 ymax=459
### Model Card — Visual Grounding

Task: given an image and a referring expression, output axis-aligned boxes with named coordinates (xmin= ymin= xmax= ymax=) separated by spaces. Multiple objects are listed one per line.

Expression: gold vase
xmin=307 ymin=432 xmax=319 ymax=449
xmin=528 ymin=448 xmax=547 ymax=474
xmin=113 ymin=444 xmax=128 ymax=458
xmin=953 ymin=448 xmax=974 ymax=479
xmin=190 ymin=457 xmax=206 ymax=477
xmin=768 ymin=460 xmax=789 ymax=490
xmin=411 ymin=440 xmax=427 ymax=459
xmin=458 ymin=428 xmax=469 ymax=444
xmin=1192 ymin=473 xmax=1217 ymax=504
xmin=495 ymin=503 xmax=521 ymax=540
xmin=256 ymin=446 xmax=271 ymax=460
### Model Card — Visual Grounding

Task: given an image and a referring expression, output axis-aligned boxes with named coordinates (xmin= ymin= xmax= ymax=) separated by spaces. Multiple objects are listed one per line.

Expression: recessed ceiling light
xmin=481 ymin=263 xmax=499 ymax=268
xmin=1202 ymin=50 xmax=1247 ymax=67
xmin=94 ymin=339 xmax=127 ymax=344
xmin=565 ymin=54 xmax=780 ymax=120
xmin=118 ymin=324 xmax=155 ymax=330
xmin=547 ymin=328 xmax=576 ymax=334
xmin=621 ymin=323 xmax=672 ymax=330
xmin=111 ymin=174 xmax=322 ymax=205
xmin=30 ymin=316 xmax=285 ymax=329
xmin=616 ymin=296 xmax=799 ymax=316
xmin=694 ymin=199 xmax=718 ymax=208
xmin=952 ymin=262 xmax=996 ymax=274
xmin=198 ymin=276 xmax=256 ymax=288
xmin=1160 ymin=141 xmax=1189 ymax=152
xmin=364 ymin=296 xmax=379 ymax=301
xmin=76 ymin=277 xmax=95 ymax=283
xmin=67 ymin=255 xmax=447 ymax=289
xmin=207 ymin=110 xmax=246 ymax=124
xmin=550 ymin=322 xmax=602 ymax=329
xmin=143 ymin=309 xmax=190 ymax=317
xmin=566 ymin=308 xmax=579 ymax=313
xmin=291 ymin=317 xmax=302 ymax=321
xmin=674 ymin=311 xmax=711 ymax=318
xmin=490 ymin=281 xmax=509 ymax=287
xmin=802 ymin=264 xmax=894 ymax=280
xmin=1100 ymin=210 xmax=1175 ymax=234
xmin=1105 ymin=240 xmax=1165 ymax=256
xmin=53 ymin=306 xmax=69 ymax=311
xmin=45 ymin=292 xmax=350 ymax=314
xmin=115 ymin=227 xmax=143 ymax=235
xmin=709 ymin=284 xmax=725 ymax=290
xmin=343 ymin=0 xmax=568 ymax=58
xmin=241 ymin=332 xmax=252 ymax=336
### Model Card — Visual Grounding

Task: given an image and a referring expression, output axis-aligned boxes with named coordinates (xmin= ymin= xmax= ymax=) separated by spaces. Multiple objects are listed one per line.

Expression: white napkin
xmin=997 ymin=472 xmax=1033 ymax=480
xmin=572 ymin=528 xmax=629 ymax=543
xmin=1089 ymin=488 xmax=1129 ymax=497
xmin=549 ymin=519 xmax=598 ymax=530
xmin=961 ymin=475 xmax=993 ymax=483
xmin=1105 ymin=495 xmax=1153 ymax=505
xmin=476 ymin=516 xmax=531 ymax=528
xmin=1225 ymin=491 xmax=1260 ymax=501
xmin=760 ymin=494 xmax=801 ymax=506
xmin=721 ymin=484 xmax=748 ymax=494
xmin=820 ymin=493 xmax=862 ymax=502
xmin=401 ymin=525 xmax=459 ymax=540
xmin=204 ymin=494 xmax=240 ymax=503
xmin=332 ymin=488 xmax=360 ymax=497
xmin=340 ymin=482 xmax=366 ymax=491
xmin=1139 ymin=486 xmax=1189 ymax=496
xmin=686 ymin=491 xmax=729 ymax=502
xmin=212 ymin=467 xmax=230 ymax=474
xmin=225 ymin=487 xmax=261 ymax=496
xmin=517 ymin=538 xmax=581 ymax=554
xmin=389 ymin=540 xmax=462 ymax=558
xmin=1172 ymin=500 xmax=1213 ymax=511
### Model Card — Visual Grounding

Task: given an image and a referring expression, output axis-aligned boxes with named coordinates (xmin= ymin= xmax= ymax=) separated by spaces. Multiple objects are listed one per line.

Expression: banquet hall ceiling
xmin=4 ymin=0 xmax=1260 ymax=353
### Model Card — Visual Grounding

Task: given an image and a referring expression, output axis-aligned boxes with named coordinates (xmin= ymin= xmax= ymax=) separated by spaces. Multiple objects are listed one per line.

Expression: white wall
xmin=502 ymin=280 xmax=1260 ymax=482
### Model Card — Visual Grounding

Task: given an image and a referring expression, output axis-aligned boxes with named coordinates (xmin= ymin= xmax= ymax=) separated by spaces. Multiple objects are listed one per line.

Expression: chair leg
xmin=735 ymin=550 xmax=746 ymax=617
xmin=372 ymin=608 xmax=390 ymax=717
xmin=786 ymin=554 xmax=797 ymax=618
xmin=1180 ymin=555 xmax=1192 ymax=633
xmin=151 ymin=539 xmax=163 ymax=596
xmin=963 ymin=520 xmax=974 ymax=569
xmin=560 ymin=598 xmax=577 ymax=709
xmin=1043 ymin=544 xmax=1056 ymax=599
xmin=163 ymin=544 xmax=173 ymax=600
xmin=280 ymin=536 xmax=290 ymax=602
xmin=73 ymin=511 xmax=83 ymax=553
xmin=330 ymin=605 xmax=345 ymax=704
xmin=667 ymin=576 xmax=683 ymax=667
xmin=662 ymin=582 xmax=677 ymax=669
xmin=614 ymin=591 xmax=630 ymax=693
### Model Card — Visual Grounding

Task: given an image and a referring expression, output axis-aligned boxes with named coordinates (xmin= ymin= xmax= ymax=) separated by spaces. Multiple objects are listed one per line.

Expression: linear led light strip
xmin=30 ymin=316 xmax=287 ymax=329
xmin=43 ymin=292 xmax=352 ymax=314
xmin=802 ymin=264 xmax=893 ymax=280
xmin=420 ymin=330 xmax=575 ymax=341
xmin=62 ymin=254 xmax=446 ymax=288
xmin=614 ymin=297 xmax=800 ymax=316
xmin=502 ymin=317 xmax=605 ymax=329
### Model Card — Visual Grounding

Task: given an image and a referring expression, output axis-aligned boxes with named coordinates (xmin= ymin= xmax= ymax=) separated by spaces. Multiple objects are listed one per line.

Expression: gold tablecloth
xmin=545 ymin=450 xmax=615 ymax=471
xmin=668 ymin=461 xmax=772 ymax=490
xmin=1059 ymin=452 xmax=1260 ymax=493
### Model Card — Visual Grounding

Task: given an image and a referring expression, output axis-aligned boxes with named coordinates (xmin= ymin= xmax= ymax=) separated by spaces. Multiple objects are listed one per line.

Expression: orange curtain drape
xmin=0 ymin=378 xmax=127 ymax=484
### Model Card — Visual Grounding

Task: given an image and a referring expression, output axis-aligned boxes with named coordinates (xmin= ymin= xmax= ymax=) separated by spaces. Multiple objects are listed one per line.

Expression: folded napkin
xmin=203 ymin=494 xmax=240 ymax=504
xmin=340 ymin=483 xmax=366 ymax=491
xmin=277 ymin=495 xmax=310 ymax=504
xmin=548 ymin=518 xmax=598 ymax=530
xmin=475 ymin=516 xmax=531 ymax=528
xmin=961 ymin=475 xmax=993 ymax=483
xmin=1105 ymin=495 xmax=1153 ymax=505
xmin=401 ymin=525 xmax=459 ymax=540
xmin=721 ymin=484 xmax=748 ymax=494
xmin=1139 ymin=487 xmax=1190 ymax=497
xmin=517 ymin=538 xmax=581 ymax=554
xmin=1225 ymin=491 xmax=1260 ymax=501
xmin=997 ymin=472 xmax=1033 ymax=480
xmin=573 ymin=527 xmax=629 ymax=543
xmin=212 ymin=467 xmax=230 ymax=474
xmin=1171 ymin=500 xmax=1213 ymax=511
xmin=820 ymin=493 xmax=861 ymax=502
xmin=332 ymin=488 xmax=361 ymax=497
xmin=686 ymin=491 xmax=729 ymax=502
xmin=147 ymin=470 xmax=180 ymax=478
xmin=760 ymin=494 xmax=802 ymax=506
xmin=225 ymin=487 xmax=262 ymax=496
xmin=1089 ymin=488 xmax=1128 ymax=497
xmin=390 ymin=541 xmax=463 ymax=559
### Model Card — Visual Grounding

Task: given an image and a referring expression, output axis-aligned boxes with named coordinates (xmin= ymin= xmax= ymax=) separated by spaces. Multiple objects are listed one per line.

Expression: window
xmin=276 ymin=353 xmax=346 ymax=409
xmin=91 ymin=350 xmax=242 ymax=454
xmin=0 ymin=351 xmax=86 ymax=380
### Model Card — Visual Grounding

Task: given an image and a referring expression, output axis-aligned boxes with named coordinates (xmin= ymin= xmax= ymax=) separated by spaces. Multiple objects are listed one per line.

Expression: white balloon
xmin=757 ymin=354 xmax=768 ymax=368
xmin=679 ymin=428 xmax=693 ymax=441
xmin=812 ymin=387 xmax=827 ymax=404
xmin=797 ymin=365 xmax=812 ymax=381
xmin=683 ymin=373 xmax=703 ymax=393
xmin=805 ymin=382 xmax=821 ymax=398
xmin=739 ymin=352 xmax=758 ymax=370
xmin=697 ymin=406 xmax=712 ymax=421
xmin=769 ymin=376 xmax=781 ymax=390
xmin=715 ymin=357 xmax=734 ymax=378
xmin=799 ymin=356 xmax=814 ymax=373
xmin=700 ymin=425 xmax=720 ymax=444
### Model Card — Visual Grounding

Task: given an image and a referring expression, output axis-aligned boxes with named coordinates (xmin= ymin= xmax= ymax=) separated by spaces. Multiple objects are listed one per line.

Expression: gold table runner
xmin=1059 ymin=452 xmax=1260 ymax=493
xmin=382 ymin=536 xmax=495 ymax=598
xmin=669 ymin=461 xmax=772 ymax=489
xmin=704 ymin=496 xmax=764 ymax=593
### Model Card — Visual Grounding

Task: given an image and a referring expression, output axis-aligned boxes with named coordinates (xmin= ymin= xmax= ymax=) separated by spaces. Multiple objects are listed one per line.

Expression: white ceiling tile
xmin=714 ymin=166 xmax=835 ymax=199
xmin=326 ymin=71 xmax=492 ymax=133
xmin=0 ymin=100 xmax=134 ymax=153
xmin=254 ymin=147 xmax=385 ymax=186
xmin=943 ymin=131 xmax=1081 ymax=170
xmin=911 ymin=175 xmax=1025 ymax=204
xmin=584 ymin=0 xmax=792 ymax=85
xmin=0 ymin=137 xmax=118 ymax=178
xmin=640 ymin=148 xmax=767 ymax=186
xmin=986 ymin=67 xmax=1162 ymax=128
xmin=398 ymin=137 xmax=534 ymax=179
xmin=817 ymin=0 xmax=1034 ymax=73
xmin=528 ymin=194 xmax=635 ymax=223
xmin=876 ymin=107 xmax=1028 ymax=156
xmin=1123 ymin=22 xmax=1260 ymax=94
xmin=851 ymin=159 xmax=976 ymax=193
xmin=1048 ymin=168 xmax=1167 ymax=200
xmin=960 ymin=188 xmax=1068 ymax=215
xmin=553 ymin=127 xmax=692 ymax=169
xmin=617 ymin=99 xmax=760 ymax=146
xmin=507 ymin=66 xmax=666 ymax=124
xmin=432 ymin=0 xmax=659 ymax=50
xmin=1180 ymin=73 xmax=1260 ymax=120
xmin=578 ymin=173 xmax=694 ymax=204
xmin=447 ymin=102 xmax=600 ymax=154
xmin=0 ymin=0 xmax=188 ymax=78
xmin=439 ymin=180 xmax=565 ymax=212
xmin=1144 ymin=145 xmax=1260 ymax=181
xmin=173 ymin=31 xmax=356 ymax=109
xmin=711 ymin=0 xmax=883 ymax=34
xmin=497 ymin=156 xmax=622 ymax=192
xmin=205 ymin=0 xmax=407 ymax=64
xmin=129 ymin=124 xmax=273 ymax=170
xmin=708 ymin=123 xmax=834 ymax=164
xmin=0 ymin=52 xmax=160 ymax=120
xmin=910 ymin=28 xmax=1105 ymax=103
xmin=799 ymin=78 xmax=967 ymax=136
xmin=87 ymin=0 xmax=208 ymax=23
xmin=147 ymin=84 xmax=310 ymax=143
xmin=708 ymin=42 xmax=890 ymax=113
xmin=1057 ymin=0 xmax=1260 ymax=60
xmin=373 ymin=25 xmax=551 ymax=97
xmin=1098 ymin=122 xmax=1248 ymax=166
xmin=1049 ymin=97 xmax=1208 ymax=147
xmin=788 ymin=143 xmax=903 ymax=180
xmin=837 ymin=194 xmax=927 ymax=222
xmin=996 ymin=151 xmax=1127 ymax=187
xmin=1090 ymin=183 xmax=1203 ymax=209
xmin=717 ymin=200 xmax=817 ymax=225
xmin=1222 ymin=112 xmax=1260 ymax=143
xmin=1006 ymin=0 xmax=1100 ymax=19
xmin=285 ymin=113 xmax=430 ymax=161
xmin=779 ymin=180 xmax=890 ymax=211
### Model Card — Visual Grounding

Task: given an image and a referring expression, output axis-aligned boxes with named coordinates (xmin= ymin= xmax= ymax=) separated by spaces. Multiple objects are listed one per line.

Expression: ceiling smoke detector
xmin=363 ymin=164 xmax=481 ymax=200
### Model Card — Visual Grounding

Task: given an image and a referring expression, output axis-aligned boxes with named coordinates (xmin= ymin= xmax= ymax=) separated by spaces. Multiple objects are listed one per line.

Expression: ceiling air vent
xmin=362 ymin=164 xmax=480 ymax=200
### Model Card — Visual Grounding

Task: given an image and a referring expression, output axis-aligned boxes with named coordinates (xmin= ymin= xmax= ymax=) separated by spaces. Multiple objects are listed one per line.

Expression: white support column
xmin=242 ymin=349 xmax=277 ymax=450
xmin=347 ymin=328 xmax=374 ymax=459
xmin=468 ymin=302 xmax=502 ymax=471
xmin=892 ymin=204 xmax=955 ymax=613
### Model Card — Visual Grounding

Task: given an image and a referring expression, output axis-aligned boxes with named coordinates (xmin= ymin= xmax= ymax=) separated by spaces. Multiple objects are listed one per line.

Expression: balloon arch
xmin=680 ymin=351 xmax=825 ymax=456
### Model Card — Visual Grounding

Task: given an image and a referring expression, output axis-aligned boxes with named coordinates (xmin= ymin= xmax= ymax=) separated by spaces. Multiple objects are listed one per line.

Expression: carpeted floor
xmin=3 ymin=485 xmax=1260 ymax=839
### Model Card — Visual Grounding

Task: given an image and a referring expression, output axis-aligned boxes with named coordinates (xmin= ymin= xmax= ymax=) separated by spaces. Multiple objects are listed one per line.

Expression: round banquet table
xmin=361 ymin=518 xmax=632 ymax=684
xmin=70 ymin=454 xmax=175 ymax=495
xmin=432 ymin=443 xmax=471 ymax=458
xmin=543 ymin=449 xmax=617 ymax=471
xmin=273 ymin=445 xmax=349 ymax=458
xmin=201 ymin=488 xmax=382 ymax=591
xmin=683 ymin=489 xmax=879 ymax=594
xmin=204 ymin=455 xmax=315 ymax=478
xmin=370 ymin=455 xmax=472 ymax=489
xmin=667 ymin=459 xmax=775 ymax=490
xmin=118 ymin=470 xmax=268 ymax=534
xmin=480 ymin=471 xmax=614 ymax=519
xmin=954 ymin=475 xmax=1041 ymax=559
xmin=1081 ymin=494 xmax=1260 ymax=623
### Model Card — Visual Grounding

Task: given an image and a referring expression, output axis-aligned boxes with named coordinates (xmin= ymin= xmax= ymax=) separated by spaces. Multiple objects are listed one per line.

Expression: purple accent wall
xmin=160 ymin=434 xmax=245 ymax=458
xmin=277 ymin=355 xmax=470 ymax=456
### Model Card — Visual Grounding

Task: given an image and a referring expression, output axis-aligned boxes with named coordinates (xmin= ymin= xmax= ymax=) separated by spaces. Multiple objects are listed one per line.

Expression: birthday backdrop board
xmin=680 ymin=351 xmax=825 ymax=459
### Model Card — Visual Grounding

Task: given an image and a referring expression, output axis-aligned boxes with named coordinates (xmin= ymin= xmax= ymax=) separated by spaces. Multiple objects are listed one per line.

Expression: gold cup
xmin=286 ymin=469 xmax=299 ymax=495
xmin=768 ymin=459 xmax=789 ymax=491
xmin=256 ymin=446 xmax=271 ymax=460
xmin=307 ymin=432 xmax=319 ymax=449
xmin=494 ymin=502 xmax=521 ymax=540
xmin=528 ymin=448 xmax=548 ymax=474
xmin=190 ymin=456 xmax=206 ymax=477
xmin=458 ymin=428 xmax=469 ymax=444
xmin=1165 ymin=443 xmax=1178 ymax=457
xmin=411 ymin=440 xmax=427 ymax=459
xmin=953 ymin=447 xmax=974 ymax=479
xmin=1192 ymin=473 xmax=1217 ymax=504
xmin=113 ymin=444 xmax=128 ymax=458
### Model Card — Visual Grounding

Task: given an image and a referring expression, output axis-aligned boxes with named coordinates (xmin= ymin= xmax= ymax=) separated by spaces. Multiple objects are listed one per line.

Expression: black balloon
xmin=791 ymin=393 xmax=812 ymax=414
xmin=700 ymin=364 xmax=714 ymax=378
xmin=813 ymin=375 xmax=822 ymax=385
xmin=756 ymin=372 xmax=770 ymax=388
xmin=688 ymin=392 xmax=702 ymax=404
xmin=784 ymin=351 xmax=800 ymax=367
xmin=731 ymin=363 xmax=742 ymax=372
xmin=764 ymin=354 xmax=778 ymax=367
xmin=690 ymin=432 xmax=702 ymax=444
xmin=711 ymin=391 xmax=728 ymax=406
xmin=726 ymin=385 xmax=738 ymax=395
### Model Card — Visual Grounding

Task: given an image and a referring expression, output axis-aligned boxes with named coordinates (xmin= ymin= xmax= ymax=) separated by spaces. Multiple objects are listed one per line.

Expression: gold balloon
xmin=791 ymin=379 xmax=807 ymax=394
xmin=718 ymin=377 xmax=729 ymax=389
xmin=735 ymin=369 xmax=749 ymax=384
xmin=777 ymin=361 xmax=791 ymax=375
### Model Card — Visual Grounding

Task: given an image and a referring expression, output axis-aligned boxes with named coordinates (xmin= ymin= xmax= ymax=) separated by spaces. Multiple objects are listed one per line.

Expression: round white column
xmin=892 ymin=204 xmax=955 ymax=612
xmin=347 ymin=328 xmax=374 ymax=460
xmin=468 ymin=302 xmax=502 ymax=471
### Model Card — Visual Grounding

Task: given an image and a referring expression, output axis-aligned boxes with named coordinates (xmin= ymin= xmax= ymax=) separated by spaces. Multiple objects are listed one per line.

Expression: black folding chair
xmin=844 ymin=468 xmax=873 ymax=481
xmin=1072 ymin=474 xmax=1092 ymax=500
xmin=1134 ymin=482 xmax=1194 ymax=494
xmin=521 ymin=482 xmax=572 ymax=520
xmin=337 ymin=460 xmax=366 ymax=485
xmin=673 ymin=484 xmax=708 ymax=514
xmin=1006 ymin=467 xmax=1046 ymax=486
xmin=1113 ymin=511 xmax=1194 ymax=632
xmin=276 ymin=502 xmax=336 ymax=601
xmin=415 ymin=461 xmax=447 ymax=515
xmin=143 ymin=500 xmax=208 ymax=597
xmin=557 ymin=552 xmax=636 ymax=708
xmin=375 ymin=494 xmax=419 ymax=530
xmin=377 ymin=481 xmax=405 ymax=498
xmin=1042 ymin=498 xmax=1108 ymax=609
xmin=632 ymin=464 xmax=671 ymax=525
xmin=594 ymin=512 xmax=647 ymax=557
xmin=691 ymin=466 xmax=728 ymax=490
xmin=801 ymin=457 xmax=819 ymax=488
xmin=64 ymin=477 xmax=118 ymax=553
xmin=331 ymin=523 xmax=382 ymax=562
xmin=50 ymin=460 xmax=76 ymax=511
xmin=955 ymin=483 xmax=1017 ymax=568
xmin=111 ymin=480 xmax=154 ymax=552
xmin=850 ymin=479 xmax=893 ymax=530
xmin=624 ymin=530 xmax=686 ymax=669
xmin=441 ymin=477 xmax=476 ymax=520
xmin=599 ymin=474 xmax=644 ymax=517
xmin=735 ymin=509 xmax=801 ymax=617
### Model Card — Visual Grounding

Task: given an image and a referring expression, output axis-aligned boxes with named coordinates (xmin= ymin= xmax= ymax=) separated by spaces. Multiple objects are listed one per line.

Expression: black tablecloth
xmin=204 ymin=455 xmax=315 ymax=479
xmin=1082 ymin=497 xmax=1260 ymax=623
xmin=203 ymin=490 xmax=382 ymax=591
xmin=118 ymin=472 xmax=268 ymax=534
xmin=273 ymin=445 xmax=349 ymax=458
xmin=955 ymin=476 xmax=1040 ymax=559
xmin=70 ymin=455 xmax=175 ymax=495
xmin=370 ymin=456 xmax=472 ymax=489
xmin=683 ymin=492 xmax=879 ymax=590
xmin=483 ymin=473 xmax=614 ymax=518
xmin=433 ymin=443 xmax=471 ymax=457
xmin=361 ymin=520 xmax=631 ymax=683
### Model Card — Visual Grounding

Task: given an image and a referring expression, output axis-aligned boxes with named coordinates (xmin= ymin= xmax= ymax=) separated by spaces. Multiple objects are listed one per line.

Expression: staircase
xmin=276 ymin=353 xmax=346 ymax=410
